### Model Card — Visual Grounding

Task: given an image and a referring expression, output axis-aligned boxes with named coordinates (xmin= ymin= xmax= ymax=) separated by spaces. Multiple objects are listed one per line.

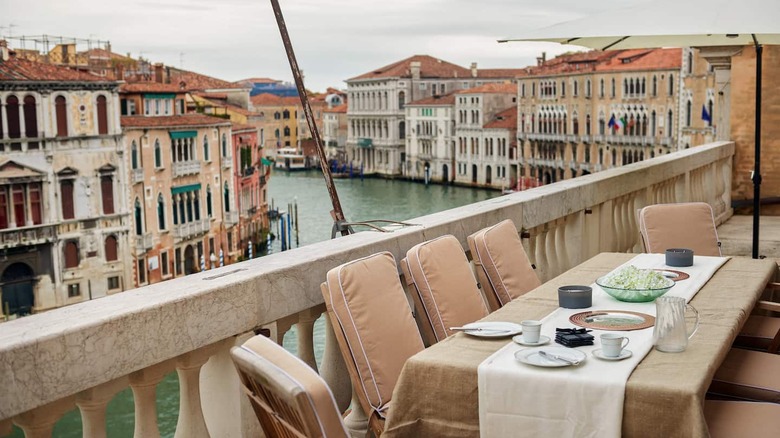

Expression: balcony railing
xmin=0 ymin=141 xmax=735 ymax=437
xmin=172 ymin=160 xmax=202 ymax=178
xmin=225 ymin=210 xmax=239 ymax=225
xmin=0 ymin=224 xmax=55 ymax=249
xmin=135 ymin=232 xmax=153 ymax=254
xmin=173 ymin=219 xmax=210 ymax=240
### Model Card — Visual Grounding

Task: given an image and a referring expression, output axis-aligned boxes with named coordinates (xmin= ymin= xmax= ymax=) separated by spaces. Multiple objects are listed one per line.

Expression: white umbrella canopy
xmin=500 ymin=0 xmax=780 ymax=258
xmin=499 ymin=0 xmax=780 ymax=48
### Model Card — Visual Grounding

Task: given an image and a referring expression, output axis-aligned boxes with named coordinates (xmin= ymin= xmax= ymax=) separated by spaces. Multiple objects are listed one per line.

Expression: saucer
xmin=512 ymin=334 xmax=551 ymax=346
xmin=592 ymin=348 xmax=633 ymax=361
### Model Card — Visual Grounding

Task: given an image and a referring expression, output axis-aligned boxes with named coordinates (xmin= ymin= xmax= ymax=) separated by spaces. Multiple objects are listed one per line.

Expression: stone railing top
xmin=0 ymin=141 xmax=734 ymax=420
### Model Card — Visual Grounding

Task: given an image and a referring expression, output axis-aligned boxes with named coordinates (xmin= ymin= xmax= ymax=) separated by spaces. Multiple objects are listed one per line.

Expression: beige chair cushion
xmin=232 ymin=335 xmax=348 ymax=438
xmin=403 ymin=235 xmax=489 ymax=343
xmin=638 ymin=202 xmax=722 ymax=256
xmin=323 ymin=252 xmax=424 ymax=417
xmin=710 ymin=348 xmax=780 ymax=403
xmin=468 ymin=219 xmax=540 ymax=310
xmin=705 ymin=400 xmax=780 ymax=438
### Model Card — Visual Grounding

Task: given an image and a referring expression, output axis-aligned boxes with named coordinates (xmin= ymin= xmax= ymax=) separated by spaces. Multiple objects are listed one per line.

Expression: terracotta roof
xmin=197 ymin=92 xmax=229 ymax=100
xmin=324 ymin=103 xmax=348 ymax=113
xmin=237 ymin=77 xmax=280 ymax=84
xmin=120 ymin=82 xmax=185 ymax=93
xmin=407 ymin=93 xmax=456 ymax=106
xmin=232 ymin=123 xmax=257 ymax=132
xmin=595 ymin=48 xmax=682 ymax=72
xmin=349 ymin=55 xmax=472 ymax=81
xmin=484 ymin=107 xmax=517 ymax=129
xmin=79 ymin=48 xmax=135 ymax=61
xmin=0 ymin=55 xmax=114 ymax=82
xmin=250 ymin=93 xmax=283 ymax=105
xmin=477 ymin=68 xmax=527 ymax=78
xmin=121 ymin=114 xmax=232 ymax=129
xmin=167 ymin=67 xmax=243 ymax=91
xmin=525 ymin=50 xmax=613 ymax=75
xmin=457 ymin=83 xmax=517 ymax=94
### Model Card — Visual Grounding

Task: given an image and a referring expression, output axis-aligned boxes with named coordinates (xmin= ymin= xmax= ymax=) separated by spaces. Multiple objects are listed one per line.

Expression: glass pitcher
xmin=653 ymin=296 xmax=699 ymax=352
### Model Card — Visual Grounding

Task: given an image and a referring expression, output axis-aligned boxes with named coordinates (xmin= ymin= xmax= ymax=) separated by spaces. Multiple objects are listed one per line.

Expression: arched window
xmin=154 ymin=139 xmax=162 ymax=167
xmin=611 ymin=78 xmax=616 ymax=97
xmin=687 ymin=51 xmax=694 ymax=75
xmin=206 ymin=185 xmax=213 ymax=217
xmin=223 ymin=183 xmax=230 ymax=212
xmin=707 ymin=100 xmax=714 ymax=127
xmin=283 ymin=126 xmax=290 ymax=137
xmin=282 ymin=109 xmax=290 ymax=119
xmin=6 ymin=96 xmax=21 ymax=142
xmin=651 ymin=110 xmax=657 ymax=135
xmin=203 ymin=135 xmax=210 ymax=161
xmin=586 ymin=114 xmax=591 ymax=135
xmin=194 ymin=190 xmax=200 ymax=220
xmin=55 ymin=95 xmax=68 ymax=137
xmin=586 ymin=79 xmax=592 ymax=97
xmin=399 ymin=121 xmax=406 ymax=139
xmin=131 ymin=140 xmax=139 ymax=169
xmin=667 ymin=110 xmax=674 ymax=136
xmin=104 ymin=235 xmax=118 ymax=261
xmin=97 ymin=95 xmax=108 ymax=135
xmin=101 ymin=175 xmax=114 ymax=215
xmin=172 ymin=195 xmax=178 ymax=225
xmin=157 ymin=193 xmax=166 ymax=230
xmin=221 ymin=133 xmax=228 ymax=157
xmin=668 ymin=74 xmax=674 ymax=96
xmin=64 ymin=241 xmax=79 ymax=269
xmin=23 ymin=96 xmax=38 ymax=141
xmin=686 ymin=101 xmax=692 ymax=127
xmin=398 ymin=91 xmax=406 ymax=109
xmin=573 ymin=80 xmax=578 ymax=97
xmin=599 ymin=79 xmax=605 ymax=97
xmin=134 ymin=198 xmax=143 ymax=235
xmin=573 ymin=116 xmax=579 ymax=135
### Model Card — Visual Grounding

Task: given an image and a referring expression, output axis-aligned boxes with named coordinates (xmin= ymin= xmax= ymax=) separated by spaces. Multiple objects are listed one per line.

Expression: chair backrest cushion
xmin=468 ymin=219 xmax=540 ymax=309
xmin=638 ymin=202 xmax=721 ymax=256
xmin=232 ymin=335 xmax=348 ymax=438
xmin=323 ymin=252 xmax=424 ymax=416
xmin=403 ymin=235 xmax=489 ymax=342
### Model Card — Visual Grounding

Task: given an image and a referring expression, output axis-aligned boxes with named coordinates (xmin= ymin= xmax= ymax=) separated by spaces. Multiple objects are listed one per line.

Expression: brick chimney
xmin=471 ymin=62 xmax=478 ymax=78
xmin=410 ymin=61 xmax=421 ymax=80
xmin=536 ymin=52 xmax=547 ymax=66
xmin=154 ymin=63 xmax=164 ymax=83
xmin=0 ymin=40 xmax=9 ymax=63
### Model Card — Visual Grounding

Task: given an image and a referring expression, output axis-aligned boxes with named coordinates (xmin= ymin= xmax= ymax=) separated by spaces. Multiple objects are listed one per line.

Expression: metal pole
xmin=269 ymin=0 xmax=350 ymax=236
xmin=752 ymin=37 xmax=762 ymax=259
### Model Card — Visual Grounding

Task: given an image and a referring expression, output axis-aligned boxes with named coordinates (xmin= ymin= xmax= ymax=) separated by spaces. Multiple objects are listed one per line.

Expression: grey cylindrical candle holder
xmin=558 ymin=285 xmax=593 ymax=309
xmin=665 ymin=248 xmax=694 ymax=267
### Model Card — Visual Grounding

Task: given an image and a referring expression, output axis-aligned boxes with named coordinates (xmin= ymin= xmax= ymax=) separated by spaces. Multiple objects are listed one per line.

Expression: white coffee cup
xmin=601 ymin=333 xmax=630 ymax=357
xmin=521 ymin=320 xmax=542 ymax=343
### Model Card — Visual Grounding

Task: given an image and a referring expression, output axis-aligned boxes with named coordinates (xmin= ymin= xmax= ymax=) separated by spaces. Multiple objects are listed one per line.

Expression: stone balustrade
xmin=0 ymin=141 xmax=734 ymax=437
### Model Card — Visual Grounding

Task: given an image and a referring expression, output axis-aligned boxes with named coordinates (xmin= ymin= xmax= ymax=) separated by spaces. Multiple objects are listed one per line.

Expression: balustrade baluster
xmin=296 ymin=305 xmax=325 ymax=371
xmin=76 ymin=377 xmax=128 ymax=438
xmin=342 ymin=391 xmax=369 ymax=438
xmin=130 ymin=361 xmax=175 ymax=438
xmin=320 ymin=315 xmax=352 ymax=411
xmin=173 ymin=347 xmax=214 ymax=438
xmin=13 ymin=397 xmax=74 ymax=438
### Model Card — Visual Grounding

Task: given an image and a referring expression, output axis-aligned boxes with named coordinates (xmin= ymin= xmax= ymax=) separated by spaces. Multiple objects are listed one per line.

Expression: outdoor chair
xmin=467 ymin=219 xmax=541 ymax=311
xmin=638 ymin=202 xmax=722 ymax=256
xmin=709 ymin=347 xmax=780 ymax=404
xmin=231 ymin=334 xmax=348 ymax=438
xmin=704 ymin=400 xmax=780 ymax=437
xmin=321 ymin=252 xmax=425 ymax=437
xmin=639 ymin=202 xmax=780 ymax=352
xmin=401 ymin=235 xmax=489 ymax=345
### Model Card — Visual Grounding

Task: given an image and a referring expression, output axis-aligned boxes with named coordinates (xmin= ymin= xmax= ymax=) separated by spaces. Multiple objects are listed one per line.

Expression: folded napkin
xmin=555 ymin=327 xmax=594 ymax=347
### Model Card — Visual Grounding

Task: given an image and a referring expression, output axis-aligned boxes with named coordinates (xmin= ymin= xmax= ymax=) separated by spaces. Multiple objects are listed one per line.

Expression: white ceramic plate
xmin=515 ymin=347 xmax=587 ymax=367
xmin=592 ymin=348 xmax=633 ymax=361
xmin=459 ymin=321 xmax=522 ymax=338
xmin=512 ymin=334 xmax=551 ymax=346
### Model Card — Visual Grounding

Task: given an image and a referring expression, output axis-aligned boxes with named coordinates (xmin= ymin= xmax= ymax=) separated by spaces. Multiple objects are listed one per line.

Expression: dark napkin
xmin=555 ymin=327 xmax=594 ymax=347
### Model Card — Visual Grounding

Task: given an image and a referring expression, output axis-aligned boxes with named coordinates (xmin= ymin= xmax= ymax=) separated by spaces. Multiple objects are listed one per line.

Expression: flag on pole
xmin=219 ymin=249 xmax=224 ymax=267
xmin=616 ymin=116 xmax=626 ymax=130
xmin=608 ymin=114 xmax=616 ymax=129
xmin=701 ymin=105 xmax=712 ymax=124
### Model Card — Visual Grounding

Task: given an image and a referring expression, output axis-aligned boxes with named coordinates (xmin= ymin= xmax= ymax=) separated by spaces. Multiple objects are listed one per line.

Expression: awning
xmin=144 ymin=93 xmax=176 ymax=99
xmin=170 ymin=131 xmax=197 ymax=139
xmin=171 ymin=183 xmax=201 ymax=195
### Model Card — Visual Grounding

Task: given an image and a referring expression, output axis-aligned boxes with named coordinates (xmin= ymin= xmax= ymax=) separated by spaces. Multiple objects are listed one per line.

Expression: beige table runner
xmin=477 ymin=254 xmax=729 ymax=438
xmin=382 ymin=254 xmax=777 ymax=438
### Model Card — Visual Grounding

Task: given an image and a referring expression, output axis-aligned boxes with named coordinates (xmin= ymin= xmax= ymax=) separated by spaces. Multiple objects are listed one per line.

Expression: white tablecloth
xmin=477 ymin=254 xmax=729 ymax=438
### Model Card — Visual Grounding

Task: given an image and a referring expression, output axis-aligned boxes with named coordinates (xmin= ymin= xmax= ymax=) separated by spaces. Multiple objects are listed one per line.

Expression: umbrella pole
xmin=752 ymin=39 xmax=762 ymax=259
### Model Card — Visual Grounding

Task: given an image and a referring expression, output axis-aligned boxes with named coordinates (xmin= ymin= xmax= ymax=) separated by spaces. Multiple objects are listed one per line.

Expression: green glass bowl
xmin=595 ymin=276 xmax=675 ymax=302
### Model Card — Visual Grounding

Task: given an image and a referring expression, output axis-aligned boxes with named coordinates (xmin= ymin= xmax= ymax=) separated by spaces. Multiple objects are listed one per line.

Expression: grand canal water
xmin=21 ymin=170 xmax=498 ymax=437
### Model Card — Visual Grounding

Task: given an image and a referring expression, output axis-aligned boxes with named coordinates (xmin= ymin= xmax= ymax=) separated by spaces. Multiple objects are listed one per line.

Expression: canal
xmin=23 ymin=171 xmax=498 ymax=437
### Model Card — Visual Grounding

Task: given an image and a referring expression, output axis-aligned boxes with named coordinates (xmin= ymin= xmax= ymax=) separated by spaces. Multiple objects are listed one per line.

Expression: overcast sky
xmin=4 ymin=0 xmax=646 ymax=92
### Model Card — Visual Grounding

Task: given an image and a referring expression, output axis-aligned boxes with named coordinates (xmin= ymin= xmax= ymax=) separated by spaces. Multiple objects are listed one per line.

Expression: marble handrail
xmin=0 ymin=141 xmax=733 ymax=436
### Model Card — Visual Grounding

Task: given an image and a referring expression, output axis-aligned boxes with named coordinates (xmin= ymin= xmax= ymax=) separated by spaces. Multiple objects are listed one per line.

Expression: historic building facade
xmin=345 ymin=55 xmax=524 ymax=177
xmin=0 ymin=46 xmax=133 ymax=316
xmin=516 ymin=48 xmax=715 ymax=186
xmin=231 ymin=124 xmax=269 ymax=260
xmin=404 ymin=94 xmax=455 ymax=184
xmin=121 ymin=106 xmax=237 ymax=286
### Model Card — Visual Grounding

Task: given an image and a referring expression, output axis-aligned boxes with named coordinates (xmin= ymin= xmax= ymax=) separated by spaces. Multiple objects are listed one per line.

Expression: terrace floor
xmin=718 ymin=214 xmax=780 ymax=260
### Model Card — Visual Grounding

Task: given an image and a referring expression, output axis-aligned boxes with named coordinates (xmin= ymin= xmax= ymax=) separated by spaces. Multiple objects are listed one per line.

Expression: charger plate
xmin=653 ymin=269 xmax=690 ymax=281
xmin=570 ymin=310 xmax=655 ymax=331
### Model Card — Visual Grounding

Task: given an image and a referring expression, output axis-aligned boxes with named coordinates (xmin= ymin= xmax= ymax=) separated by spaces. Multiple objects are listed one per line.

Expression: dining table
xmin=382 ymin=252 xmax=777 ymax=438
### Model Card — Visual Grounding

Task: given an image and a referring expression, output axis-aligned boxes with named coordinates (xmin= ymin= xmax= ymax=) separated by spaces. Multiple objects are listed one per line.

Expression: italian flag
xmin=616 ymin=116 xmax=626 ymax=129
